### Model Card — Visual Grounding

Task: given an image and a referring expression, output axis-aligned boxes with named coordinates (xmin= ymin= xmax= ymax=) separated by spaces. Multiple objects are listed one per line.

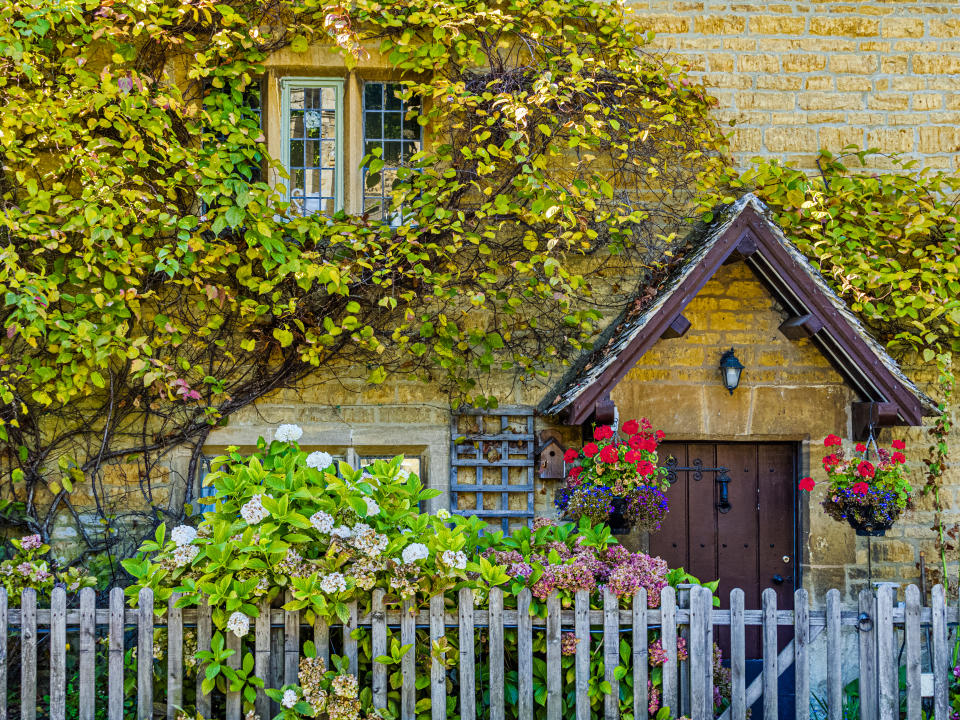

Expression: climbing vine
xmin=0 ymin=0 xmax=728 ymax=568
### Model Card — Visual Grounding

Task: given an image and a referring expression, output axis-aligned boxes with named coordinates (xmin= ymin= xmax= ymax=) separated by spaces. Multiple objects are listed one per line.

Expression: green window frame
xmin=280 ymin=77 xmax=344 ymax=215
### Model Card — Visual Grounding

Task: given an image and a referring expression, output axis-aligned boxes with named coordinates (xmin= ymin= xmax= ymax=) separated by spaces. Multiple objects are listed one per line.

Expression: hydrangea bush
xmin=0 ymin=533 xmax=95 ymax=605
xmin=125 ymin=425 xmax=726 ymax=719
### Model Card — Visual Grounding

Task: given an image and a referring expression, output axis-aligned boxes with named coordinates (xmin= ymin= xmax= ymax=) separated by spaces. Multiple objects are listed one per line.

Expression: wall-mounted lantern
xmin=719 ymin=348 xmax=744 ymax=395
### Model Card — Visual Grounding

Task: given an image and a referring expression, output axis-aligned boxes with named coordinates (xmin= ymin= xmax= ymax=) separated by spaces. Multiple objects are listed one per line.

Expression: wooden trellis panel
xmin=451 ymin=407 xmax=535 ymax=532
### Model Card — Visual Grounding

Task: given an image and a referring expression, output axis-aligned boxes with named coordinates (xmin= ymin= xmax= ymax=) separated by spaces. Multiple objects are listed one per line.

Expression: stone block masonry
xmin=630 ymin=1 xmax=960 ymax=170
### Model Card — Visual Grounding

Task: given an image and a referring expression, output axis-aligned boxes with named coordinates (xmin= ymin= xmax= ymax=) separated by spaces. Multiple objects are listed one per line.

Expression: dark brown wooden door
xmin=651 ymin=442 xmax=798 ymax=656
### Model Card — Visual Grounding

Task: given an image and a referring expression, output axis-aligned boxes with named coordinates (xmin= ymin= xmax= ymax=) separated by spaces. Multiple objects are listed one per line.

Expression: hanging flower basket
xmin=799 ymin=434 xmax=911 ymax=537
xmin=554 ymin=418 xmax=670 ymax=533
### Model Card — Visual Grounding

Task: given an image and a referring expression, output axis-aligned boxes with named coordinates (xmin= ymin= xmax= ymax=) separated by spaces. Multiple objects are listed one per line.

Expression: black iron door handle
xmin=771 ymin=574 xmax=784 ymax=584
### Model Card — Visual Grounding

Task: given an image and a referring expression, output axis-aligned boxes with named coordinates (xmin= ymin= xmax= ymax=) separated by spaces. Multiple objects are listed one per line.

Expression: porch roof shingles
xmin=538 ymin=194 xmax=937 ymax=426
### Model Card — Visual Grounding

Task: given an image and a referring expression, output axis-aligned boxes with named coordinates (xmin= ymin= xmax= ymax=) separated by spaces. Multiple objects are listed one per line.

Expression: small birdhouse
xmin=537 ymin=432 xmax=567 ymax=479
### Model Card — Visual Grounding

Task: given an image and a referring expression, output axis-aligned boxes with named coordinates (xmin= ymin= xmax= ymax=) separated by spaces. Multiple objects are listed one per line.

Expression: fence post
xmin=286 ymin=590 xmax=302 ymax=684
xmin=546 ymin=592 xmax=561 ymax=720
xmin=826 ymin=589 xmax=842 ymax=720
xmin=78 ymin=588 xmax=96 ymax=720
xmin=904 ymin=584 xmax=921 ymax=720
xmin=459 ymin=588 xmax=477 ymax=720
xmin=489 ymin=588 xmax=504 ymax=720
xmin=21 ymin=588 xmax=36 ymax=720
xmin=167 ymin=593 xmax=183 ymax=720
xmin=226 ymin=631 xmax=241 ymax=720
xmin=372 ymin=589 xmax=388 ymax=711
xmin=255 ymin=599 xmax=272 ymax=720
xmin=633 ymin=589 xmax=649 ymax=720
xmin=401 ymin=597 xmax=416 ymax=720
xmin=196 ymin=598 xmax=212 ymax=718
xmin=108 ymin=587 xmax=124 ymax=720
xmin=314 ymin=616 xmax=329 ymax=666
xmin=762 ymin=587 xmax=778 ymax=720
xmin=137 ymin=588 xmax=154 ymax=720
xmin=50 ymin=587 xmax=66 ymax=720
xmin=518 ymin=588 xmax=533 ymax=720
xmin=690 ymin=586 xmax=709 ymax=720
xmin=794 ymin=588 xmax=809 ymax=720
xmin=876 ymin=585 xmax=896 ymax=720
xmin=430 ymin=594 xmax=447 ymax=720
xmin=661 ymin=586 xmax=678 ymax=716
xmin=730 ymin=588 xmax=746 ymax=720
xmin=858 ymin=587 xmax=878 ymax=720
xmin=932 ymin=584 xmax=948 ymax=720
xmin=604 ymin=588 xmax=619 ymax=720
xmin=575 ymin=589 xmax=590 ymax=720
xmin=678 ymin=585 xmax=693 ymax=719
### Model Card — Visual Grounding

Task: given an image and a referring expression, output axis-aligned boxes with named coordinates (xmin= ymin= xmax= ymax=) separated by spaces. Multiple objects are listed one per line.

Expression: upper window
xmin=362 ymin=82 xmax=422 ymax=225
xmin=281 ymin=78 xmax=344 ymax=216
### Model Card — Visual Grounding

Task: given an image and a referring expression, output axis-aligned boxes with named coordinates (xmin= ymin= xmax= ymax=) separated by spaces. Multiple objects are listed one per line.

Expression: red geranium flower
xmin=628 ymin=434 xmax=643 ymax=450
xmin=851 ymin=482 xmax=870 ymax=495
xmin=892 ymin=439 xmax=906 ymax=450
xmin=621 ymin=419 xmax=640 ymax=435
xmin=824 ymin=434 xmax=842 ymax=447
xmin=857 ymin=461 xmax=875 ymax=479
xmin=625 ymin=450 xmax=642 ymax=463
xmin=822 ymin=454 xmax=839 ymax=468
xmin=798 ymin=477 xmax=815 ymax=492
xmin=636 ymin=460 xmax=655 ymax=476
xmin=593 ymin=425 xmax=613 ymax=441
xmin=655 ymin=430 xmax=665 ymax=441
xmin=563 ymin=448 xmax=579 ymax=463
xmin=569 ymin=466 xmax=582 ymax=479
xmin=583 ymin=443 xmax=599 ymax=458
xmin=599 ymin=445 xmax=619 ymax=463
xmin=639 ymin=437 xmax=657 ymax=453
xmin=855 ymin=443 xmax=866 ymax=453
xmin=892 ymin=452 xmax=906 ymax=464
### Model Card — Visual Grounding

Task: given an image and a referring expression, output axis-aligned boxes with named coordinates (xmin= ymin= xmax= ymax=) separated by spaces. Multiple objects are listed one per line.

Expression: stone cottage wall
xmin=633 ymin=0 xmax=960 ymax=170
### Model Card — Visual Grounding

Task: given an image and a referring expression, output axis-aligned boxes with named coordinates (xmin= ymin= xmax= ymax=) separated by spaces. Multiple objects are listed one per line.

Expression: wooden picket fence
xmin=0 ymin=583 xmax=957 ymax=720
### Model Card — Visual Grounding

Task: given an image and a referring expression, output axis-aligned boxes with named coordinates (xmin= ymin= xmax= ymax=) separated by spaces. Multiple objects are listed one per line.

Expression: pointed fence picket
xmin=1 ymin=584 xmax=957 ymax=720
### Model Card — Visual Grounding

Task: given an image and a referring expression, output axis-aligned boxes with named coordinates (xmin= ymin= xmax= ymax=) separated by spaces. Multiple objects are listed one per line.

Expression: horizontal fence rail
xmin=1 ymin=584 xmax=956 ymax=720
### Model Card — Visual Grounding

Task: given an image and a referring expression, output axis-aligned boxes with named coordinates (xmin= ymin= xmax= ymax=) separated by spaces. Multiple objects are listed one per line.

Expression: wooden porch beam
xmin=661 ymin=314 xmax=692 ymax=340
xmin=851 ymin=401 xmax=903 ymax=441
xmin=779 ymin=313 xmax=824 ymax=340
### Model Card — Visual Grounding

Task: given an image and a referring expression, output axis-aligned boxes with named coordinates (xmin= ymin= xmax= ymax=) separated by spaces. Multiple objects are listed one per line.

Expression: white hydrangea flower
xmin=240 ymin=494 xmax=269 ymax=525
xmin=172 ymin=544 xmax=199 ymax=567
xmin=401 ymin=542 xmax=429 ymax=564
xmin=364 ymin=497 xmax=380 ymax=516
xmin=441 ymin=549 xmax=468 ymax=570
xmin=226 ymin=612 xmax=251 ymax=638
xmin=310 ymin=511 xmax=335 ymax=534
xmin=352 ymin=522 xmax=371 ymax=536
xmin=331 ymin=525 xmax=353 ymax=540
xmin=305 ymin=451 xmax=333 ymax=470
xmin=281 ymin=689 xmax=299 ymax=709
xmin=396 ymin=468 xmax=411 ymax=480
xmin=354 ymin=529 xmax=388 ymax=558
xmin=436 ymin=508 xmax=451 ymax=520
xmin=274 ymin=424 xmax=303 ymax=443
xmin=170 ymin=525 xmax=198 ymax=547
xmin=320 ymin=572 xmax=347 ymax=594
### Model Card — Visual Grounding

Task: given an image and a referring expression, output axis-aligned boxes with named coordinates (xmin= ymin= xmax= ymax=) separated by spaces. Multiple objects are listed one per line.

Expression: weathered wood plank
xmin=21 ymin=588 xmax=36 ymax=720
xmin=730 ymin=588 xmax=746 ymax=720
xmin=286 ymin=591 xmax=301 ymax=685
xmin=460 ymin=589 xmax=477 ymax=720
xmin=489 ymin=588 xmax=504 ymax=720
xmin=661 ymin=586 xmax=678 ymax=716
xmin=518 ymin=588 xmax=533 ymax=720
xmin=167 ymin=593 xmax=183 ymax=720
xmin=858 ymin=588 xmax=878 ymax=720
xmin=604 ymin=588 xmax=619 ymax=720
xmin=78 ymin=588 xmax=96 ymax=720
xmin=575 ymin=589 xmax=590 ymax=720
xmin=762 ymin=588 xmax=778 ymax=720
xmin=226 ymin=631 xmax=242 ymax=720
xmin=108 ymin=587 xmax=124 ymax=720
xmin=314 ymin=617 xmax=330 ymax=666
xmin=876 ymin=585 xmax=896 ymax=720
xmin=0 ymin=589 xmax=8 ymax=720
xmin=826 ymin=589 xmax=842 ymax=720
xmin=546 ymin=592 xmax=561 ymax=720
xmin=430 ymin=594 xmax=446 ymax=720
xmin=794 ymin=589 xmax=809 ymax=720
xmin=256 ymin=599 xmax=272 ymax=720
xmin=904 ymin=584 xmax=921 ymax=720
xmin=137 ymin=588 xmax=154 ymax=720
xmin=678 ymin=586 xmax=692 ymax=719
xmin=50 ymin=587 xmax=66 ymax=720
xmin=690 ymin=585 xmax=708 ymax=720
xmin=933 ymin=584 xmax=949 ymax=720
xmin=372 ymin=589 xmax=388 ymax=710
xmin=195 ymin=599 xmax=212 ymax=718
xmin=343 ymin=599 xmax=358 ymax=677
xmin=633 ymin=589 xmax=649 ymax=720
xmin=401 ymin=598 xmax=416 ymax=720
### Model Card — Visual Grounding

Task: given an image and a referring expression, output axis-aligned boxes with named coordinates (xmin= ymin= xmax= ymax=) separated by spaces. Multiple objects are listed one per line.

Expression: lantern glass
xmin=719 ymin=348 xmax=744 ymax=394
